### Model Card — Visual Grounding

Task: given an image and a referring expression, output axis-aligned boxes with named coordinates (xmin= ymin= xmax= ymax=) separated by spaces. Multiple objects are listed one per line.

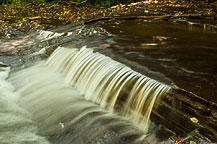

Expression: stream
xmin=0 ymin=17 xmax=217 ymax=143
xmin=81 ymin=19 xmax=217 ymax=103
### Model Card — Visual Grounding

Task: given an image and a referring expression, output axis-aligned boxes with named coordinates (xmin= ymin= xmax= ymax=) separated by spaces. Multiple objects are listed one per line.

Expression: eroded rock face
xmin=0 ymin=35 xmax=33 ymax=54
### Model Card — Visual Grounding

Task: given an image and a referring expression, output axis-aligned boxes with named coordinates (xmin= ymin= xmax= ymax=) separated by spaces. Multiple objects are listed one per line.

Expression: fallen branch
xmin=84 ymin=14 xmax=217 ymax=31
xmin=169 ymin=18 xmax=217 ymax=31
xmin=84 ymin=14 xmax=214 ymax=24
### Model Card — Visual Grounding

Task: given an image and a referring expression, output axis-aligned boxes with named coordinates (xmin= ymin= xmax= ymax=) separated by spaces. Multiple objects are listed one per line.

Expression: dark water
xmin=82 ymin=19 xmax=217 ymax=103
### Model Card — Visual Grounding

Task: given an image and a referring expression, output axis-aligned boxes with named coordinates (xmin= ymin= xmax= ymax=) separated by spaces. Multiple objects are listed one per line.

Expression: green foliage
xmin=0 ymin=0 xmax=40 ymax=4
xmin=86 ymin=0 xmax=135 ymax=7
xmin=187 ymin=131 xmax=198 ymax=137
xmin=190 ymin=141 xmax=197 ymax=144
xmin=0 ymin=0 xmax=139 ymax=6
xmin=1 ymin=0 xmax=215 ymax=6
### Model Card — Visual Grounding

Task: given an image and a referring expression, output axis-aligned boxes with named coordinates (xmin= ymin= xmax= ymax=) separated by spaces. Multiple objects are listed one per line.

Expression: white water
xmin=4 ymin=45 xmax=171 ymax=143
xmin=0 ymin=65 xmax=49 ymax=144
xmin=46 ymin=46 xmax=171 ymax=132
xmin=9 ymin=62 xmax=145 ymax=143
xmin=37 ymin=30 xmax=65 ymax=40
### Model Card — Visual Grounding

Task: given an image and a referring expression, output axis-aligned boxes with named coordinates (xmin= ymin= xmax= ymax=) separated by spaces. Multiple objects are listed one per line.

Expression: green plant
xmin=0 ymin=0 xmax=140 ymax=6
xmin=190 ymin=141 xmax=197 ymax=144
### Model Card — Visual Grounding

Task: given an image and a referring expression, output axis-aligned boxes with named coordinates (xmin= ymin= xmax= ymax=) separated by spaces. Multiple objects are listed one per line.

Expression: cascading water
xmin=0 ymin=65 xmax=49 ymax=144
xmin=7 ymin=45 xmax=171 ymax=143
xmin=9 ymin=61 xmax=145 ymax=144
xmin=46 ymin=46 xmax=171 ymax=132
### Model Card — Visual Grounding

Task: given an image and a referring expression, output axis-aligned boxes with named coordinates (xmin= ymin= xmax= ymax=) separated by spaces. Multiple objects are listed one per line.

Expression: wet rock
xmin=0 ymin=62 xmax=8 ymax=67
xmin=124 ymin=52 xmax=145 ymax=58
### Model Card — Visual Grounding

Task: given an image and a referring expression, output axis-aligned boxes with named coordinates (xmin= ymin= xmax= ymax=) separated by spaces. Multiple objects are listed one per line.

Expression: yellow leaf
xmin=190 ymin=117 xmax=198 ymax=123
xmin=29 ymin=16 xmax=41 ymax=20
xmin=175 ymin=137 xmax=182 ymax=144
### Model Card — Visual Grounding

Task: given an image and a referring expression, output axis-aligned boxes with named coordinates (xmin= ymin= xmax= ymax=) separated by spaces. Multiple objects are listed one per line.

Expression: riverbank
xmin=0 ymin=0 xmax=216 ymax=38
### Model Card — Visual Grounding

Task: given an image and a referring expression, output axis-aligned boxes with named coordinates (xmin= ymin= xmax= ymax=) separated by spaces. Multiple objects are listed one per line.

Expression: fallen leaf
xmin=190 ymin=141 xmax=197 ymax=144
xmin=175 ymin=137 xmax=182 ymax=143
xmin=190 ymin=117 xmax=199 ymax=123
xmin=187 ymin=131 xmax=198 ymax=137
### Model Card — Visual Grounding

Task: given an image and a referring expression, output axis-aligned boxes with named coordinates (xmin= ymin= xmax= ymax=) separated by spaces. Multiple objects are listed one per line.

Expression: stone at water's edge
xmin=154 ymin=89 xmax=217 ymax=141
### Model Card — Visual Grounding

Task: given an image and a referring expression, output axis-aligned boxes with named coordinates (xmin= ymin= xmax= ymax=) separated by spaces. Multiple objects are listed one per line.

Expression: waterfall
xmin=46 ymin=46 xmax=171 ymax=132
xmin=8 ymin=46 xmax=171 ymax=143
xmin=9 ymin=61 xmax=145 ymax=144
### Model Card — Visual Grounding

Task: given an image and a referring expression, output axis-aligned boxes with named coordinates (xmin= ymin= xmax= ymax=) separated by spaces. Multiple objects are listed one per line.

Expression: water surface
xmin=83 ymin=20 xmax=217 ymax=103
